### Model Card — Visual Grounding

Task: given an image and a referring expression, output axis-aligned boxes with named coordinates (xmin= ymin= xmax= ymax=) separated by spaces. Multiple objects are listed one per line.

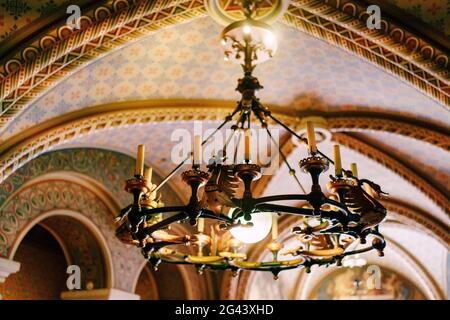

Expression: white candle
xmin=144 ymin=167 xmax=152 ymax=183
xmin=333 ymin=144 xmax=342 ymax=177
xmin=211 ymin=226 xmax=217 ymax=256
xmin=193 ymin=135 xmax=202 ymax=166
xmin=271 ymin=214 xmax=278 ymax=240
xmin=350 ymin=163 xmax=358 ymax=178
xmin=197 ymin=218 xmax=204 ymax=233
xmin=135 ymin=144 xmax=145 ymax=176
xmin=306 ymin=121 xmax=317 ymax=154
xmin=244 ymin=129 xmax=250 ymax=162
xmin=364 ymin=184 xmax=375 ymax=197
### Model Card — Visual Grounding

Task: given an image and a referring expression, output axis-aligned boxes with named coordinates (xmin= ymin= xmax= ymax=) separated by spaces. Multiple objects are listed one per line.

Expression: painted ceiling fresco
xmin=0 ymin=1 xmax=448 ymax=45
xmin=381 ymin=225 xmax=448 ymax=289
xmin=0 ymin=0 xmax=70 ymax=40
xmin=386 ymin=0 xmax=450 ymax=36
xmin=352 ymin=131 xmax=450 ymax=192
xmin=2 ymin=15 xmax=448 ymax=141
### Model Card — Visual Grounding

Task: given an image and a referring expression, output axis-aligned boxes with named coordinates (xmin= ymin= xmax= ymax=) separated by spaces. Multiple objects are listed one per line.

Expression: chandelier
xmin=115 ymin=0 xmax=387 ymax=279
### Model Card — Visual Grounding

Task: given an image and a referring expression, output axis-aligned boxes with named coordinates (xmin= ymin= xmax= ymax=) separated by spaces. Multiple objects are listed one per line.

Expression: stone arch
xmin=0 ymin=102 xmax=448 ymax=187
xmin=0 ymin=147 xmax=184 ymax=207
xmin=0 ymin=224 xmax=68 ymax=299
xmin=134 ymin=263 xmax=160 ymax=300
xmin=9 ymin=209 xmax=114 ymax=290
xmin=0 ymin=175 xmax=144 ymax=292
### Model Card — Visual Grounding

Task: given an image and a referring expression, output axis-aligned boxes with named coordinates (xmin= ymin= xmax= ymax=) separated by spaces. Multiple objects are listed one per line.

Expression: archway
xmin=0 ymin=224 xmax=67 ymax=300
xmin=308 ymin=266 xmax=427 ymax=300
xmin=134 ymin=264 xmax=190 ymax=300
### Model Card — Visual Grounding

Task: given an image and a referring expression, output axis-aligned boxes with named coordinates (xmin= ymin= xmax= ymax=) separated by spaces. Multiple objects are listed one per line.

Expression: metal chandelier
xmin=115 ymin=1 xmax=387 ymax=279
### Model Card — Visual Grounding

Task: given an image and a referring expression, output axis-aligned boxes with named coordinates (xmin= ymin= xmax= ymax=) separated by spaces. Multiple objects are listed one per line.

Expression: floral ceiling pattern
xmin=0 ymin=0 xmax=69 ymax=40
xmin=0 ymin=1 xmax=448 ymax=45
xmin=1 ymin=15 xmax=447 ymax=141
xmin=386 ymin=0 xmax=450 ymax=36
xmin=352 ymin=131 xmax=450 ymax=193
xmin=0 ymin=148 xmax=183 ymax=207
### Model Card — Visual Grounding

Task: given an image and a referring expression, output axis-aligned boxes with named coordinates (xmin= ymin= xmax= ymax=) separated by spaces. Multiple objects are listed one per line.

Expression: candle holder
xmin=327 ymin=177 xmax=354 ymax=204
xmin=124 ymin=176 xmax=152 ymax=233
xmin=234 ymin=163 xmax=262 ymax=190
xmin=299 ymin=156 xmax=329 ymax=187
xmin=266 ymin=241 xmax=283 ymax=261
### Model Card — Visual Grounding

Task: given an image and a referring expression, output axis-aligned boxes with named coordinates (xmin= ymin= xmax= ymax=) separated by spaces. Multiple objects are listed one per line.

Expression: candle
xmin=210 ymin=226 xmax=217 ymax=256
xmin=306 ymin=121 xmax=317 ymax=154
xmin=193 ymin=135 xmax=202 ymax=166
xmin=244 ymin=129 xmax=250 ymax=162
xmin=364 ymin=184 xmax=375 ymax=197
xmin=135 ymin=144 xmax=145 ymax=176
xmin=350 ymin=163 xmax=358 ymax=178
xmin=197 ymin=218 xmax=204 ymax=233
xmin=272 ymin=213 xmax=278 ymax=240
xmin=333 ymin=144 xmax=342 ymax=177
xmin=144 ymin=167 xmax=153 ymax=183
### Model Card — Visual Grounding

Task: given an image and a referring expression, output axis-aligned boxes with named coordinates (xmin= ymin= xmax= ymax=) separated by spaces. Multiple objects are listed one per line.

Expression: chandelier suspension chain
xmin=154 ymin=107 xmax=242 ymax=193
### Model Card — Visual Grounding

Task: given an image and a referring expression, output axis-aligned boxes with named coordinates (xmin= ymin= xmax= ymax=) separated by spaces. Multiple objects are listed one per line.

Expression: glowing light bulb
xmin=243 ymin=25 xmax=251 ymax=35
xmin=229 ymin=210 xmax=273 ymax=244
xmin=265 ymin=31 xmax=276 ymax=46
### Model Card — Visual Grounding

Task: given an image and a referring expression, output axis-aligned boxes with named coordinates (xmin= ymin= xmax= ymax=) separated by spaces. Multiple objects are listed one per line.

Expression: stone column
xmin=0 ymin=257 xmax=21 ymax=300
xmin=0 ymin=257 xmax=21 ymax=283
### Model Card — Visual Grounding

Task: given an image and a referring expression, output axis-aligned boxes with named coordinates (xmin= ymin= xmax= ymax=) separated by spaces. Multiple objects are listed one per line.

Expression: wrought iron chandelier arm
xmin=154 ymin=106 xmax=241 ymax=193
xmin=133 ymin=205 xmax=188 ymax=220
xmin=322 ymin=197 xmax=355 ymax=217
xmin=255 ymin=203 xmax=315 ymax=216
xmin=262 ymin=121 xmax=307 ymax=193
xmin=260 ymin=106 xmax=335 ymax=164
xmin=341 ymin=245 xmax=376 ymax=257
xmin=252 ymin=194 xmax=310 ymax=204
xmin=114 ymin=204 xmax=133 ymax=223
xmin=199 ymin=209 xmax=234 ymax=223
xmin=141 ymin=211 xmax=189 ymax=236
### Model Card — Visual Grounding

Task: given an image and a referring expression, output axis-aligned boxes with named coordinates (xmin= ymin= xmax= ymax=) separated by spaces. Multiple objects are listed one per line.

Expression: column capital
xmin=0 ymin=257 xmax=21 ymax=283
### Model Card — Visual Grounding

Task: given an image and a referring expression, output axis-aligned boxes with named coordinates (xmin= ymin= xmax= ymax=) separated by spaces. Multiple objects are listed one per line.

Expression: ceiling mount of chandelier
xmin=115 ymin=0 xmax=388 ymax=279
